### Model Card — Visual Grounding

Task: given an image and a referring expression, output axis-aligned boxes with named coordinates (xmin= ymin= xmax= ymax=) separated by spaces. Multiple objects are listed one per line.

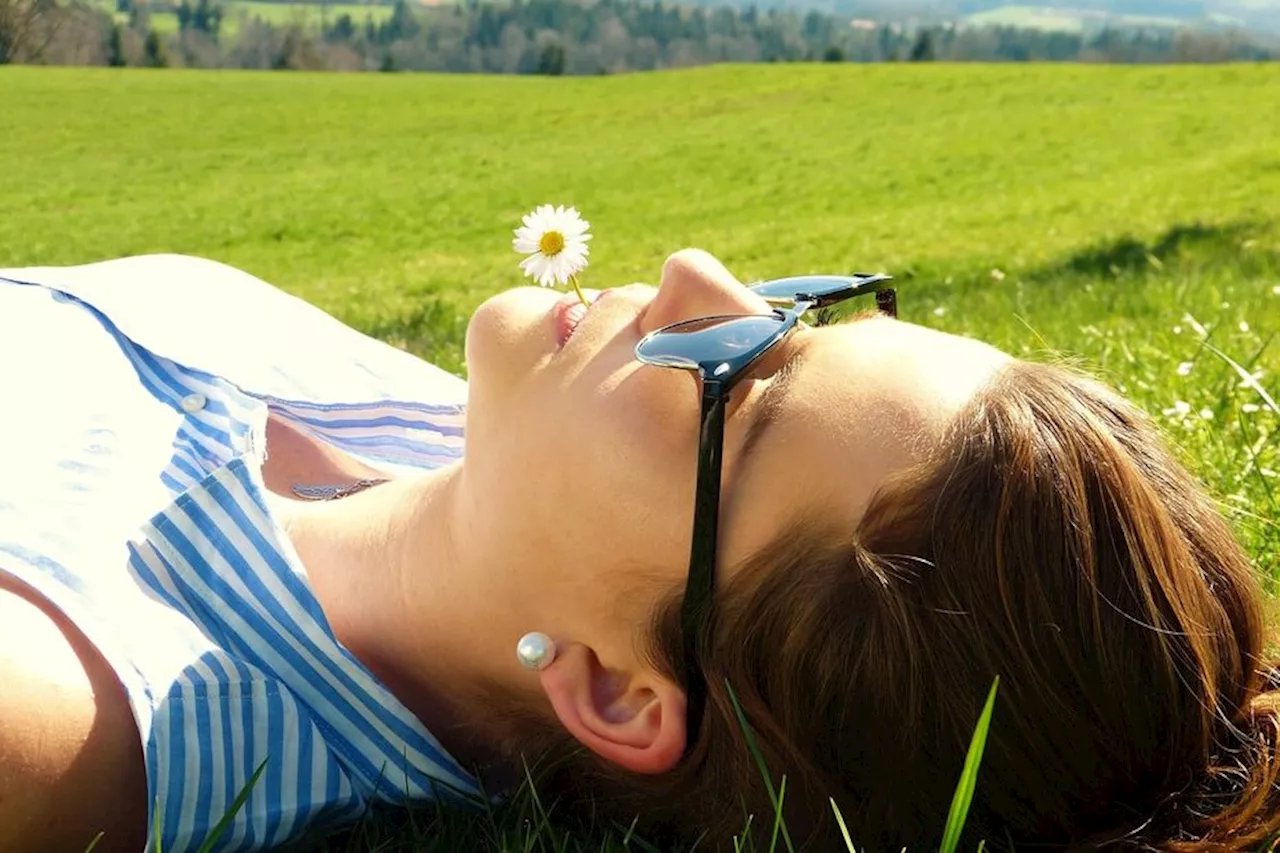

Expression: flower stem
xmin=568 ymin=274 xmax=589 ymax=308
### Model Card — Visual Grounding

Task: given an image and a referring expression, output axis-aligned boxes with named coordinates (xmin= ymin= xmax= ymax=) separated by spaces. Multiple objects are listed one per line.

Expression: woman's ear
xmin=538 ymin=642 xmax=686 ymax=775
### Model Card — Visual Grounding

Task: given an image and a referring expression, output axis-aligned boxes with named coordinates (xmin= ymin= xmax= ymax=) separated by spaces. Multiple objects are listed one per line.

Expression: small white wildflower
xmin=1220 ymin=301 xmax=1231 ymax=310
xmin=1172 ymin=325 xmax=1183 ymax=335
xmin=1163 ymin=400 xmax=1192 ymax=417
xmin=933 ymin=306 xmax=947 ymax=317
xmin=1176 ymin=361 xmax=1194 ymax=376
xmin=1199 ymin=408 xmax=1214 ymax=420
xmin=512 ymin=204 xmax=592 ymax=293
xmin=1242 ymin=403 xmax=1261 ymax=414
xmin=990 ymin=268 xmax=1006 ymax=281
xmin=1272 ymin=284 xmax=1280 ymax=296
xmin=1238 ymin=369 xmax=1265 ymax=389
xmin=1239 ymin=320 xmax=1250 ymax=333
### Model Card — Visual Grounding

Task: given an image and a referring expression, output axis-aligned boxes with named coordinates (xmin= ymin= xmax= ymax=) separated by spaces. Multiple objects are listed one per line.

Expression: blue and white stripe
xmin=0 ymin=257 xmax=479 ymax=852
xmin=264 ymin=396 xmax=465 ymax=470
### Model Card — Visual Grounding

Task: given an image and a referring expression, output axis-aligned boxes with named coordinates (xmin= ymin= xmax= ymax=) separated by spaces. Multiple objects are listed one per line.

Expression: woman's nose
xmin=639 ymin=249 xmax=772 ymax=335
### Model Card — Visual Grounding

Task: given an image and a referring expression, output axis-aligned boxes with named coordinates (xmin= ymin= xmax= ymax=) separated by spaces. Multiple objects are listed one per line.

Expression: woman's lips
xmin=552 ymin=288 xmax=603 ymax=349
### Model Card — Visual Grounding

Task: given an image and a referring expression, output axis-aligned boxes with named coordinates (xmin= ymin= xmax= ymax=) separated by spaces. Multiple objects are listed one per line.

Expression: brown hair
xmin=506 ymin=361 xmax=1280 ymax=850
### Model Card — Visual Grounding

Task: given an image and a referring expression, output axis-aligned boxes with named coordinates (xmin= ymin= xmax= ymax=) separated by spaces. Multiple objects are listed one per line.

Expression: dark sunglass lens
xmin=637 ymin=314 xmax=783 ymax=369
xmin=749 ymin=276 xmax=850 ymax=302
xmin=749 ymin=273 xmax=892 ymax=306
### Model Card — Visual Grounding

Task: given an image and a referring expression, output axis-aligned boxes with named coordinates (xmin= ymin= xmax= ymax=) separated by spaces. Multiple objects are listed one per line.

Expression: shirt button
xmin=181 ymin=393 xmax=207 ymax=413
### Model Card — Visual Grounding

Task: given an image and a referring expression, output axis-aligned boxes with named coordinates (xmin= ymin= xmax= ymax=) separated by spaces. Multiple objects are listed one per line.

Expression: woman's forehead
xmin=806 ymin=318 xmax=1012 ymax=425
xmin=721 ymin=318 xmax=1010 ymax=566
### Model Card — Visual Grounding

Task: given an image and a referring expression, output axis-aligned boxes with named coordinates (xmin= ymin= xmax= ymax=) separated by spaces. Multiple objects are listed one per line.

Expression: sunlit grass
xmin=98 ymin=0 xmax=397 ymax=35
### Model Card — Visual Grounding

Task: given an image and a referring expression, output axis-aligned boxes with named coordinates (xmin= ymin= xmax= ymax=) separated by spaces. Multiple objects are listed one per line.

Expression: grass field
xmin=2 ymin=64 xmax=1280 ymax=850
xmin=227 ymin=0 xmax=394 ymax=25
xmin=107 ymin=0 xmax=397 ymax=35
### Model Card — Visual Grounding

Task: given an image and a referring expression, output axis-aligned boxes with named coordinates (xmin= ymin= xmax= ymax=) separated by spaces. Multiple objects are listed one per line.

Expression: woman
xmin=0 ymin=249 xmax=1275 ymax=852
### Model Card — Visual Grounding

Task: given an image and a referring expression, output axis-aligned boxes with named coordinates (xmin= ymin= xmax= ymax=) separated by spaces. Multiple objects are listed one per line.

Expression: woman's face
xmin=461 ymin=249 xmax=1010 ymax=655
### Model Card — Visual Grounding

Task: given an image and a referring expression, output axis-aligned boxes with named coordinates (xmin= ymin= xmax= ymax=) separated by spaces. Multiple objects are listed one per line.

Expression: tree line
xmin=2 ymin=0 xmax=1274 ymax=71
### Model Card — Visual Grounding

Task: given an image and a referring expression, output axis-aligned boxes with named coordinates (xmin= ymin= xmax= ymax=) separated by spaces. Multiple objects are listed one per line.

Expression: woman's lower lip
xmin=552 ymin=289 xmax=602 ymax=349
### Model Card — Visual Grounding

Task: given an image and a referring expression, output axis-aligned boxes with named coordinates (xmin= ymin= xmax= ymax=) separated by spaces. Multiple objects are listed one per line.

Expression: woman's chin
xmin=464 ymin=286 xmax=559 ymax=397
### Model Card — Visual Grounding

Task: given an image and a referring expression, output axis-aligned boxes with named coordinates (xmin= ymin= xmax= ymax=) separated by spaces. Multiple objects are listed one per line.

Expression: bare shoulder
xmin=0 ymin=575 xmax=147 ymax=853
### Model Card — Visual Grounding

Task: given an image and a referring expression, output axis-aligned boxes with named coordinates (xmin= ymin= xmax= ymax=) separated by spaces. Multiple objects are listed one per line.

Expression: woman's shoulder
xmin=0 ymin=254 xmax=469 ymax=409
xmin=0 ymin=574 xmax=147 ymax=853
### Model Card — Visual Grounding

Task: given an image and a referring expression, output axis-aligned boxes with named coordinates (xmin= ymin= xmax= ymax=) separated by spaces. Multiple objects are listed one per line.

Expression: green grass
xmin=101 ymin=1 xmax=396 ymax=36
xmin=4 ymin=63 xmax=1280 ymax=849
xmin=221 ymin=0 xmax=395 ymax=33
xmin=229 ymin=0 xmax=393 ymax=23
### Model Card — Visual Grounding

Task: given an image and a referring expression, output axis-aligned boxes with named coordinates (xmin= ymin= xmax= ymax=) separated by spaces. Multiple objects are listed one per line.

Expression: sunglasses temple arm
xmin=681 ymin=384 xmax=726 ymax=749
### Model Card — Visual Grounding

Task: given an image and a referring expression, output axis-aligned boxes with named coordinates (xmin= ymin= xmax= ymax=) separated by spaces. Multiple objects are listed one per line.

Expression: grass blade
xmin=939 ymin=677 xmax=1000 ymax=853
xmin=195 ymin=757 xmax=269 ymax=853
xmin=768 ymin=775 xmax=788 ymax=853
xmin=1203 ymin=340 xmax=1280 ymax=416
xmin=153 ymin=796 xmax=163 ymax=853
xmin=724 ymin=679 xmax=796 ymax=853
xmin=520 ymin=754 xmax=557 ymax=851
xmin=829 ymin=798 xmax=855 ymax=853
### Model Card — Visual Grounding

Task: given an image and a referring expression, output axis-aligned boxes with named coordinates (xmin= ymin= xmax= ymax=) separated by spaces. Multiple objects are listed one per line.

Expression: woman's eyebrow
xmin=737 ymin=341 xmax=810 ymax=467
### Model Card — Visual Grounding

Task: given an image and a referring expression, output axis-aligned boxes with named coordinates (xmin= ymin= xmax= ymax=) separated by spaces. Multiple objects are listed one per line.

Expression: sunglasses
xmin=633 ymin=272 xmax=896 ymax=753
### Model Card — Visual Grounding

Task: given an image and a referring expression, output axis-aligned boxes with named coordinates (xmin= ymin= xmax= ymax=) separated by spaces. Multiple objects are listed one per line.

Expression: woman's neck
xmin=266 ymin=465 xmax=522 ymax=777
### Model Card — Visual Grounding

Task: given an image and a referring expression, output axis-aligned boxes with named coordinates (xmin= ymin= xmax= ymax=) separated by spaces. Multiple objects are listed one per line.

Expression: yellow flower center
xmin=539 ymin=231 xmax=566 ymax=257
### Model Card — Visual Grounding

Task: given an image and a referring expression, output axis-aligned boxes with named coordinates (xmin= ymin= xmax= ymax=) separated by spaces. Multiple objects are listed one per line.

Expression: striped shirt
xmin=0 ymin=255 xmax=480 ymax=852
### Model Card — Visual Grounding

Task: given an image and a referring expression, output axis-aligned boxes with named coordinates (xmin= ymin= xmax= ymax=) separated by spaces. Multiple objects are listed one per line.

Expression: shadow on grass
xmin=894 ymin=218 xmax=1280 ymax=298
xmin=1043 ymin=220 xmax=1279 ymax=283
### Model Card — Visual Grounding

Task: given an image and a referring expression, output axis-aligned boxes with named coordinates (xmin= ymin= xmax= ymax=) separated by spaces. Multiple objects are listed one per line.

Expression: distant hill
xmin=734 ymin=0 xmax=1280 ymax=34
xmin=955 ymin=0 xmax=1280 ymax=33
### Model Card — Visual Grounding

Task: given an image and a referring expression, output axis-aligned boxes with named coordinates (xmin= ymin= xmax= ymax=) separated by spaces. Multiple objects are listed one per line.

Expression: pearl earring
xmin=516 ymin=632 xmax=557 ymax=671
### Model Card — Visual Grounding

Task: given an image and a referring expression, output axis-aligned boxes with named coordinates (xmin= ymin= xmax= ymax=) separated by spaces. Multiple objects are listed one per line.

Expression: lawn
xmin=106 ymin=0 xmax=397 ymax=35
xmin=220 ymin=0 xmax=396 ymax=36
xmin=227 ymin=0 xmax=395 ymax=25
xmin=1 ymin=63 xmax=1279 ymax=850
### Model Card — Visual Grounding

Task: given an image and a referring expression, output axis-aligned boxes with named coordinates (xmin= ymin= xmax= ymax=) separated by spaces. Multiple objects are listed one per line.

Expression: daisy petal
xmin=513 ymin=203 xmax=593 ymax=288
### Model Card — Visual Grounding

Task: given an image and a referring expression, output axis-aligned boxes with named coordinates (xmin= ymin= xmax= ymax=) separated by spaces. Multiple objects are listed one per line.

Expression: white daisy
xmin=513 ymin=204 xmax=592 ymax=288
